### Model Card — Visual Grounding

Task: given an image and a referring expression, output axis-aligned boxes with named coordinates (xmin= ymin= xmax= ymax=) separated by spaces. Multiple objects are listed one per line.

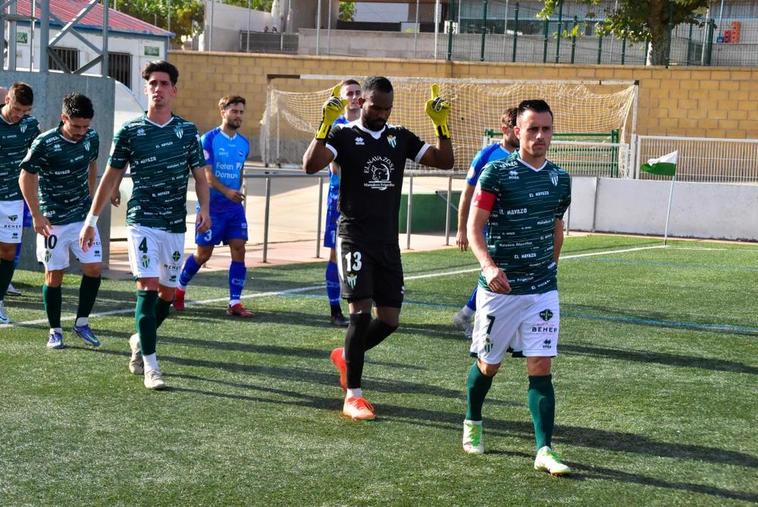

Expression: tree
xmin=339 ymin=1 xmax=356 ymax=22
xmin=539 ymin=0 xmax=711 ymax=65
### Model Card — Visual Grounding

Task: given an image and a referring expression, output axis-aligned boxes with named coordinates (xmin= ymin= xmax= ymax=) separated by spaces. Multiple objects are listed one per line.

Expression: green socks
xmin=43 ymin=284 xmax=63 ymax=329
xmin=76 ymin=275 xmax=101 ymax=321
xmin=135 ymin=290 xmax=158 ymax=356
xmin=465 ymin=362 xmax=493 ymax=421
xmin=155 ymin=297 xmax=172 ymax=329
xmin=528 ymin=374 xmax=555 ymax=450
xmin=0 ymin=258 xmax=15 ymax=301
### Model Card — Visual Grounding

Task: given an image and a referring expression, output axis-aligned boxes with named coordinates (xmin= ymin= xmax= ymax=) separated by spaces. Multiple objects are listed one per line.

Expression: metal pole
xmin=663 ymin=174 xmax=676 ymax=246
xmin=512 ymin=3 xmax=519 ymax=62
xmin=30 ymin=0 xmax=36 ymax=70
xmin=262 ymin=177 xmax=271 ymax=263
xmin=444 ymin=175 xmax=452 ymax=246
xmin=246 ymin=0 xmax=251 ymax=51
xmin=716 ymin=0 xmax=725 ymax=39
xmin=208 ymin=0 xmax=214 ymax=51
xmin=597 ymin=35 xmax=603 ymax=64
xmin=167 ymin=0 xmax=171 ymax=33
xmin=40 ymin=0 xmax=49 ymax=72
xmin=700 ymin=8 xmax=710 ymax=65
xmin=542 ymin=17 xmax=549 ymax=63
xmin=446 ymin=0 xmax=454 ymax=61
xmin=315 ymin=0 xmax=321 ymax=56
xmin=406 ymin=175 xmax=413 ymax=250
xmin=554 ymin=0 xmax=563 ymax=63
xmin=102 ymin=0 xmax=110 ymax=77
xmin=686 ymin=23 xmax=693 ymax=65
xmin=316 ymin=176 xmax=324 ymax=258
xmin=480 ymin=0 xmax=488 ymax=61
xmin=434 ymin=0 xmax=440 ymax=59
xmin=326 ymin=0 xmax=332 ymax=55
xmin=8 ymin=0 xmax=17 ymax=70
xmin=413 ymin=0 xmax=419 ymax=57
xmin=570 ymin=16 xmax=577 ymax=63
xmin=621 ymin=37 xmax=626 ymax=65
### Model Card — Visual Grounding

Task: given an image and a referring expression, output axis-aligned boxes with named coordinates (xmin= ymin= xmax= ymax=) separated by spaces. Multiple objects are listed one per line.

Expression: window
xmin=48 ymin=46 xmax=79 ymax=72
xmin=108 ymin=52 xmax=132 ymax=89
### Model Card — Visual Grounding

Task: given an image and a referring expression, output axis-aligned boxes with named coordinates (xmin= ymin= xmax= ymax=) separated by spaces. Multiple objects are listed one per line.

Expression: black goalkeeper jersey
xmin=326 ymin=121 xmax=428 ymax=243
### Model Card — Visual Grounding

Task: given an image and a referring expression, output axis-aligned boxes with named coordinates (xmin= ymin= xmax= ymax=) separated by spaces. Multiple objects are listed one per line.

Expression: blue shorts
xmin=196 ymin=204 xmax=248 ymax=246
xmin=323 ymin=190 xmax=340 ymax=249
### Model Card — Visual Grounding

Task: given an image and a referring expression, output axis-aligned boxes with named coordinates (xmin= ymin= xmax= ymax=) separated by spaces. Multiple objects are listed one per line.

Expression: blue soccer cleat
xmin=47 ymin=330 xmax=64 ymax=349
xmin=73 ymin=324 xmax=101 ymax=347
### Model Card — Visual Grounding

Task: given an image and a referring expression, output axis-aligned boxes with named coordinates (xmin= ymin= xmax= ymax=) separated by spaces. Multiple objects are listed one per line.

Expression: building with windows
xmin=3 ymin=0 xmax=172 ymax=106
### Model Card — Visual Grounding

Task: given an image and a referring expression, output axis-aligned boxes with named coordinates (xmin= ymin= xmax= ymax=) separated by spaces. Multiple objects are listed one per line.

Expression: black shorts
xmin=336 ymin=237 xmax=404 ymax=308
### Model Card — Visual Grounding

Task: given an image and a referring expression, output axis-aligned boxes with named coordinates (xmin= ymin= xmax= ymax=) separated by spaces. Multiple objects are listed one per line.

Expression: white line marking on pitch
xmin=4 ymin=244 xmax=665 ymax=328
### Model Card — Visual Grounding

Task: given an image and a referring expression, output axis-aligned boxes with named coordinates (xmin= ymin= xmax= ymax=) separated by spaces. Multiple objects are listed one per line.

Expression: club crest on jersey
xmin=549 ymin=169 xmax=559 ymax=186
xmin=83 ymin=140 xmax=91 ymax=151
xmin=387 ymin=135 xmax=397 ymax=149
xmin=141 ymin=255 xmax=150 ymax=268
xmin=8 ymin=215 xmax=18 ymax=222
xmin=539 ymin=309 xmax=554 ymax=321
xmin=174 ymin=125 xmax=184 ymax=139
xmin=20 ymin=123 xmax=27 ymax=133
xmin=363 ymin=156 xmax=395 ymax=191
xmin=346 ymin=273 xmax=357 ymax=288
xmin=172 ymin=251 xmax=181 ymax=262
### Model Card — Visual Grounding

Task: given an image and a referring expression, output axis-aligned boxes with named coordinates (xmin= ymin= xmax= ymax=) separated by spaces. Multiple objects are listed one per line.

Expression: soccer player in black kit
xmin=303 ymin=77 xmax=454 ymax=420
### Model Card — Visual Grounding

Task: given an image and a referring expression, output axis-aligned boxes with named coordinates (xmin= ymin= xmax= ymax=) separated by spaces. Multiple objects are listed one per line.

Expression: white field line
xmin=5 ymin=244 xmax=664 ymax=328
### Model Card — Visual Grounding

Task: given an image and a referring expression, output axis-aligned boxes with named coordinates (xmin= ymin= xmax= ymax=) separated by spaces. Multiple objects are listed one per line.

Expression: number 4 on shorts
xmin=138 ymin=237 xmax=148 ymax=253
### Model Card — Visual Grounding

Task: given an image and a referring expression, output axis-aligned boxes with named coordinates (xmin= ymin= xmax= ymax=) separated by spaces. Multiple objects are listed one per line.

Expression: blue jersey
xmin=324 ymin=116 xmax=350 ymax=248
xmin=328 ymin=115 xmax=350 ymax=191
xmin=466 ymin=143 xmax=512 ymax=186
xmin=201 ymin=128 xmax=250 ymax=211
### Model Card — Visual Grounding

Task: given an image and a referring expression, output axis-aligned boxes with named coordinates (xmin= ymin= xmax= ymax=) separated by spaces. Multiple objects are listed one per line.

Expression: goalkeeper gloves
xmin=425 ymin=83 xmax=451 ymax=139
xmin=315 ymin=83 xmax=347 ymax=140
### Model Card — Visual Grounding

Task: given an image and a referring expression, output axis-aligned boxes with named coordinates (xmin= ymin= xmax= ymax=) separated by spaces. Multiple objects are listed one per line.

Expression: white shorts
xmin=0 ymin=200 xmax=24 ymax=244
xmin=126 ymin=225 xmax=185 ymax=287
xmin=36 ymin=221 xmax=102 ymax=270
xmin=471 ymin=289 xmax=560 ymax=364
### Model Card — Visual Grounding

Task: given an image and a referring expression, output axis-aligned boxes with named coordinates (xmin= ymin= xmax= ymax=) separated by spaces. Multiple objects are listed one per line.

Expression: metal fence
xmin=634 ymin=135 xmax=758 ymax=183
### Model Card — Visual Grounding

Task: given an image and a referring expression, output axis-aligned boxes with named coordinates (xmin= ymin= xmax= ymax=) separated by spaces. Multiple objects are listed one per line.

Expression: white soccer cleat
xmin=0 ymin=300 xmax=11 ymax=324
xmin=143 ymin=368 xmax=166 ymax=390
xmin=462 ymin=419 xmax=484 ymax=454
xmin=128 ymin=333 xmax=144 ymax=375
xmin=453 ymin=310 xmax=473 ymax=338
xmin=534 ymin=446 xmax=571 ymax=476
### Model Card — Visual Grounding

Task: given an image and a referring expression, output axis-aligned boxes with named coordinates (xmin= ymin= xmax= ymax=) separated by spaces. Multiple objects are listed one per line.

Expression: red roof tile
xmin=15 ymin=0 xmax=172 ymax=38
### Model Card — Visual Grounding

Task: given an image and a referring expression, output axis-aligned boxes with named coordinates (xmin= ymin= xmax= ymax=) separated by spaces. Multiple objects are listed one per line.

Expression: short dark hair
xmin=219 ymin=95 xmax=246 ymax=110
xmin=141 ymin=60 xmax=179 ymax=85
xmin=502 ymin=107 xmax=518 ymax=128
xmin=9 ymin=82 xmax=33 ymax=106
xmin=517 ymin=99 xmax=553 ymax=119
xmin=362 ymin=76 xmax=393 ymax=95
xmin=341 ymin=79 xmax=360 ymax=88
xmin=62 ymin=93 xmax=94 ymax=119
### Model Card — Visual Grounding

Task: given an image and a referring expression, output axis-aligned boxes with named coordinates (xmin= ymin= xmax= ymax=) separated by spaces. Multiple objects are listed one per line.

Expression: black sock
xmin=364 ymin=319 xmax=398 ymax=351
xmin=344 ymin=313 xmax=371 ymax=389
xmin=330 ymin=303 xmax=344 ymax=317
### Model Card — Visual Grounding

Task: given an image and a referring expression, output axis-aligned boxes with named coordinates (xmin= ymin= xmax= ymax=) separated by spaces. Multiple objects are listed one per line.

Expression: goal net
xmin=261 ymin=76 xmax=637 ymax=175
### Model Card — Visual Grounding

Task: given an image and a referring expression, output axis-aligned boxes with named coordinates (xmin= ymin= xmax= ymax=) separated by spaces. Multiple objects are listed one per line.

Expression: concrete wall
xmin=169 ymin=51 xmax=758 ymax=161
xmin=568 ymin=176 xmax=758 ymax=241
xmin=201 ymin=2 xmax=273 ymax=52
xmin=2 ymin=71 xmax=115 ymax=270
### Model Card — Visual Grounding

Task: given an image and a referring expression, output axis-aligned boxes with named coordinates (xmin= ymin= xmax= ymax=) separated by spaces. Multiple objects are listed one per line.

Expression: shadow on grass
xmin=562 ymin=343 xmax=758 ymax=375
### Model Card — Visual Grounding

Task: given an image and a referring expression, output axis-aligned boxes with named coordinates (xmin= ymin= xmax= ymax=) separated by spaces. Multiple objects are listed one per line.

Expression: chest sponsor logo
xmin=549 ymin=169 xmax=559 ymax=186
xmin=355 ymin=137 xmax=365 ymax=146
xmin=363 ymin=156 xmax=395 ymax=191
xmin=387 ymin=135 xmax=397 ymax=148
xmin=174 ymin=125 xmax=184 ymax=139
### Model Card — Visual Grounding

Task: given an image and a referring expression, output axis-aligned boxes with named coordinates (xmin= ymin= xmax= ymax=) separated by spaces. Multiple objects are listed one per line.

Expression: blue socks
xmin=326 ymin=261 xmax=341 ymax=307
xmin=466 ymin=286 xmax=478 ymax=312
xmin=178 ymin=254 xmax=201 ymax=289
xmin=229 ymin=260 xmax=246 ymax=304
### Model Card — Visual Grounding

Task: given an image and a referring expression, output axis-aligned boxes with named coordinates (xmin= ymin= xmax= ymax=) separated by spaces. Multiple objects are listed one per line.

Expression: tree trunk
xmin=646 ymin=0 xmax=672 ymax=65
xmin=647 ymin=28 xmax=672 ymax=65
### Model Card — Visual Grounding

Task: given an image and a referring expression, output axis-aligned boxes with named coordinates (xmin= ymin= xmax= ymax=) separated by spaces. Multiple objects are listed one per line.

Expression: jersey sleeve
xmin=27 ymin=119 xmax=41 ymax=148
xmin=201 ymin=131 xmax=215 ymax=166
xmin=90 ymin=132 xmax=100 ymax=162
xmin=325 ymin=124 xmax=344 ymax=161
xmin=556 ymin=173 xmax=572 ymax=220
xmin=477 ymin=162 xmax=500 ymax=195
xmin=188 ymin=127 xmax=206 ymax=171
xmin=108 ymin=125 xmax=131 ymax=170
xmin=19 ymin=135 xmax=46 ymax=174
xmin=403 ymin=128 xmax=428 ymax=163
xmin=466 ymin=148 xmax=488 ymax=186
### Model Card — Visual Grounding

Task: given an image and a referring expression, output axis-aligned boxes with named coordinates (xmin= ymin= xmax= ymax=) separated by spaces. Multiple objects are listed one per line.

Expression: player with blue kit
xmin=175 ymin=95 xmax=252 ymax=317
xmin=323 ymin=79 xmax=361 ymax=327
